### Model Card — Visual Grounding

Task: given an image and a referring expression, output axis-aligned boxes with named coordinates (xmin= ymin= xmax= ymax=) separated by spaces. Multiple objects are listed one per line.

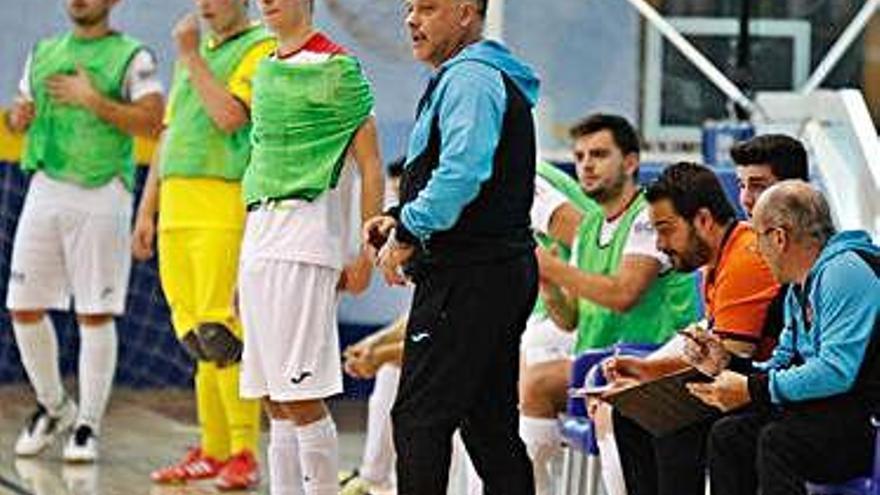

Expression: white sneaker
xmin=14 ymin=399 xmax=78 ymax=457
xmin=63 ymin=425 xmax=99 ymax=463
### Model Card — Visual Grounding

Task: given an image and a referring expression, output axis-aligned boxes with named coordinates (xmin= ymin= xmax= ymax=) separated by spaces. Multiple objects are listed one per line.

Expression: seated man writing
xmin=686 ymin=180 xmax=879 ymax=495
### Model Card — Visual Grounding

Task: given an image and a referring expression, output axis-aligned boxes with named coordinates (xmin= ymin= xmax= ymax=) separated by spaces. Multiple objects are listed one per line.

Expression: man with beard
xmin=687 ymin=181 xmax=879 ymax=495
xmin=530 ymin=114 xmax=699 ymax=495
xmin=604 ymin=162 xmax=780 ymax=495
xmin=5 ymin=0 xmax=163 ymax=462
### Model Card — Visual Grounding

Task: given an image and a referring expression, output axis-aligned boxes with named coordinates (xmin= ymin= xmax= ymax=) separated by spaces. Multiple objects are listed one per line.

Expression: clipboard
xmin=600 ymin=368 xmax=721 ymax=436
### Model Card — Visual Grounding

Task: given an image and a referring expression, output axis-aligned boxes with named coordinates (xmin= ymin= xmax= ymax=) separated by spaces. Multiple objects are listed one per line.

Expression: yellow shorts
xmin=158 ymin=177 xmax=245 ymax=339
xmin=159 ymin=228 xmax=244 ymax=339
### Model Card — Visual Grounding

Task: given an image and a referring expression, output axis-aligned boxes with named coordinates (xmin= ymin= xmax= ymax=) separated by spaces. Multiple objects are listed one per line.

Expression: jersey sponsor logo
xmin=290 ymin=371 xmax=313 ymax=385
xmin=136 ymin=66 xmax=154 ymax=80
xmin=633 ymin=220 xmax=655 ymax=234
xmin=410 ymin=332 xmax=430 ymax=343
xmin=134 ymin=53 xmax=158 ymax=81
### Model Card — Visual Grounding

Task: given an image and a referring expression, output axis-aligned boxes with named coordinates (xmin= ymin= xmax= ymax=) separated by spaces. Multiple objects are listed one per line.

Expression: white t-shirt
xmin=602 ymin=207 xmax=671 ymax=271
xmin=242 ymin=162 xmax=356 ymax=270
xmin=576 ymin=207 xmax=672 ymax=272
xmin=18 ymin=48 xmax=163 ymax=102
xmin=530 ymin=174 xmax=570 ymax=235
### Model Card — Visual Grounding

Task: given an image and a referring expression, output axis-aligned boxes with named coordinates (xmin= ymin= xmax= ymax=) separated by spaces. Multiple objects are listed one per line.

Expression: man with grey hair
xmin=685 ymin=180 xmax=879 ymax=495
xmin=363 ymin=0 xmax=540 ymax=493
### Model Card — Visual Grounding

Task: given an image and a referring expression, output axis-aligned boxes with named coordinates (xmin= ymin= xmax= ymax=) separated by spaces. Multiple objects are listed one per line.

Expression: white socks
xmin=77 ymin=320 xmax=118 ymax=431
xmin=270 ymin=419 xmax=304 ymax=495
xmin=297 ymin=415 xmax=339 ymax=495
xmin=594 ymin=404 xmax=628 ymax=495
xmin=14 ymin=317 xmax=117 ymax=430
xmin=269 ymin=415 xmax=339 ymax=495
xmin=520 ymin=415 xmax=563 ymax=495
xmin=518 ymin=408 xmax=629 ymax=495
xmin=13 ymin=317 xmax=65 ymax=412
xmin=360 ymin=364 xmax=399 ymax=487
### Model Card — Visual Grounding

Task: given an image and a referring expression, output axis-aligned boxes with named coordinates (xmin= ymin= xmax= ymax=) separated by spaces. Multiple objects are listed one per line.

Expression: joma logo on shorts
xmin=290 ymin=371 xmax=313 ymax=385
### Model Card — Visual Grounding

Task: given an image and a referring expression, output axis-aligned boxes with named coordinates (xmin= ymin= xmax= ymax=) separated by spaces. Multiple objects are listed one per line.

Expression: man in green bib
xmin=515 ymin=159 xmax=597 ymax=495
xmin=527 ymin=114 xmax=698 ymax=495
xmin=4 ymin=0 xmax=163 ymax=463
xmin=132 ymin=0 xmax=274 ymax=489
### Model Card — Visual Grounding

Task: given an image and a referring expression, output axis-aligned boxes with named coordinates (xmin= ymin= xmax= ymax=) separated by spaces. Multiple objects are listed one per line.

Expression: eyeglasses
xmin=756 ymin=225 xmax=786 ymax=239
xmin=752 ymin=225 xmax=788 ymax=254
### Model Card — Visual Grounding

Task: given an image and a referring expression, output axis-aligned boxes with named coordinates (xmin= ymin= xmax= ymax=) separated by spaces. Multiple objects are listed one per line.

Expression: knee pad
xmin=196 ymin=322 xmax=243 ymax=368
xmin=180 ymin=329 xmax=209 ymax=362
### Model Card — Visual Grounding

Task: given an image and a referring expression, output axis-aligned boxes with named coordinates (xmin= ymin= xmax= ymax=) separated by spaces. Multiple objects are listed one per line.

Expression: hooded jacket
xmin=755 ymin=231 xmax=880 ymax=405
xmin=393 ymin=40 xmax=540 ymax=268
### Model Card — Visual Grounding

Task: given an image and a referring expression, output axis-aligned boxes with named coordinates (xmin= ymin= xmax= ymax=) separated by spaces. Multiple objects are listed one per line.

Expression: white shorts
xmin=6 ymin=173 xmax=132 ymax=315
xmin=519 ymin=315 xmax=575 ymax=366
xmin=238 ymin=257 xmax=343 ymax=402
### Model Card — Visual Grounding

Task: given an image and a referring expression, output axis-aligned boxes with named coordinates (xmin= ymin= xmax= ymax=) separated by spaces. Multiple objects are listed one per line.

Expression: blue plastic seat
xmin=805 ymin=417 xmax=880 ymax=495
xmin=566 ymin=349 xmax=615 ymax=419
xmin=566 ymin=342 xmax=661 ymax=421
xmin=559 ymin=343 xmax=660 ymax=495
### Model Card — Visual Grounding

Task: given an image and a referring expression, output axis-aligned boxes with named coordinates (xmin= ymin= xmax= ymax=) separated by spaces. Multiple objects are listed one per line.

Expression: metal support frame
xmin=623 ymin=0 xmax=762 ymax=118
xmin=625 ymin=0 xmax=879 ymax=119
xmin=561 ymin=445 xmax=602 ymax=495
xmin=800 ymin=0 xmax=880 ymax=94
xmin=485 ymin=0 xmax=505 ymax=41
xmin=733 ymin=0 xmax=754 ymax=119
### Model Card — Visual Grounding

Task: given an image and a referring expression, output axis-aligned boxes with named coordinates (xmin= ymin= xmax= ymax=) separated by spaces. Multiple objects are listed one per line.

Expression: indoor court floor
xmin=0 ymin=385 xmax=368 ymax=495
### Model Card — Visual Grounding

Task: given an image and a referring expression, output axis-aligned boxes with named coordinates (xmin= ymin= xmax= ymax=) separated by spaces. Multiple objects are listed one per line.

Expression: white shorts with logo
xmin=238 ymin=174 xmax=352 ymax=402
xmin=6 ymin=172 xmax=132 ymax=315
xmin=519 ymin=314 xmax=576 ymax=366
xmin=238 ymin=255 xmax=343 ymax=402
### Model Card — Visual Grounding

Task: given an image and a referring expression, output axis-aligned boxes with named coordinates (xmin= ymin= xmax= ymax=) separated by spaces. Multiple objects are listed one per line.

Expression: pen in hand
xmin=678 ymin=328 xmax=709 ymax=354
xmin=680 ymin=324 xmax=729 ymax=377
